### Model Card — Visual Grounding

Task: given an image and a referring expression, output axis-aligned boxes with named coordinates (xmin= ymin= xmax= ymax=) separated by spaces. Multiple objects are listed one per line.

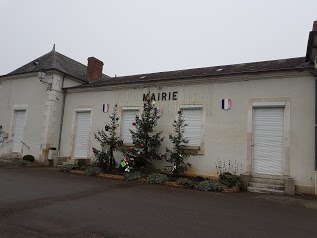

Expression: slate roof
xmin=7 ymin=49 xmax=110 ymax=81
xmin=73 ymin=57 xmax=313 ymax=89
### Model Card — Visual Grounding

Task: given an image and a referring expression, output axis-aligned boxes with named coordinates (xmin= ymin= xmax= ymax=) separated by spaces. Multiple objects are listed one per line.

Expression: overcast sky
xmin=0 ymin=0 xmax=316 ymax=77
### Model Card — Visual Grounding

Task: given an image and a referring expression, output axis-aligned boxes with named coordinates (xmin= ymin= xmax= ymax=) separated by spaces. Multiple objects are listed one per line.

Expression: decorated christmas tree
xmin=94 ymin=104 xmax=123 ymax=172
xmin=122 ymin=91 xmax=164 ymax=169
xmin=165 ymin=110 xmax=195 ymax=175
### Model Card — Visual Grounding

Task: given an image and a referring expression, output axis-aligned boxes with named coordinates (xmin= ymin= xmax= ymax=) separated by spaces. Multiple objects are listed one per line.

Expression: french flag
xmin=222 ymin=99 xmax=231 ymax=110
xmin=102 ymin=104 xmax=109 ymax=113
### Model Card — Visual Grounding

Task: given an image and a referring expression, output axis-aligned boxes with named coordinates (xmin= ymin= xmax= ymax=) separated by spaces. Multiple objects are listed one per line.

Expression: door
xmin=252 ymin=108 xmax=284 ymax=175
xmin=74 ymin=111 xmax=92 ymax=158
xmin=12 ymin=110 xmax=26 ymax=152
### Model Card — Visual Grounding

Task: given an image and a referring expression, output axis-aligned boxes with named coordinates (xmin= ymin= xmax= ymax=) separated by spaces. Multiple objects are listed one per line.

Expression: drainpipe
xmin=315 ymin=77 xmax=317 ymax=195
xmin=57 ymin=75 xmax=66 ymax=157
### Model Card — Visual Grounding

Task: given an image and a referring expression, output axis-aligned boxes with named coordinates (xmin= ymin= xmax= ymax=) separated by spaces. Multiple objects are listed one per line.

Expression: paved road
xmin=0 ymin=165 xmax=317 ymax=238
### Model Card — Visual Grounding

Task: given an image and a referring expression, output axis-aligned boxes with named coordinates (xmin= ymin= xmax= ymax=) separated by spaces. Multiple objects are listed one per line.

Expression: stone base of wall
xmin=295 ymin=185 xmax=315 ymax=195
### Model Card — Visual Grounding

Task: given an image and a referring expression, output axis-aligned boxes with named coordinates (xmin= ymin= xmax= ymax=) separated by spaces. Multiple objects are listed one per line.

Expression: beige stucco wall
xmin=0 ymin=74 xmax=47 ymax=158
xmin=0 ymin=73 xmax=83 ymax=160
xmin=60 ymin=72 xmax=315 ymax=192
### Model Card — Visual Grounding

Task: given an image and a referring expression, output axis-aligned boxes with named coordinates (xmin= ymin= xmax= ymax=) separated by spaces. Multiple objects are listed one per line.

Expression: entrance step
xmin=247 ymin=186 xmax=285 ymax=195
xmin=248 ymin=182 xmax=285 ymax=191
xmin=249 ymin=177 xmax=285 ymax=186
xmin=248 ymin=176 xmax=285 ymax=195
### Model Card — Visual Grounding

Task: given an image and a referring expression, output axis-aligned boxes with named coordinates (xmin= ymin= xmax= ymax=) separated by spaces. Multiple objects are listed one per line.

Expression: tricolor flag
xmin=102 ymin=104 xmax=109 ymax=113
xmin=222 ymin=99 xmax=232 ymax=110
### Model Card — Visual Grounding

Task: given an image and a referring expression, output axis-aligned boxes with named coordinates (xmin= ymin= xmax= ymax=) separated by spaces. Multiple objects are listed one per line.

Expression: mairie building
xmin=1 ymin=21 xmax=317 ymax=195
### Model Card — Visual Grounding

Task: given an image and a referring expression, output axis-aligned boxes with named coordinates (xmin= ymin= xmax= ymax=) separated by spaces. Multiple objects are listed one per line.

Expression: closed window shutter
xmin=122 ymin=109 xmax=139 ymax=144
xmin=253 ymin=108 xmax=284 ymax=175
xmin=74 ymin=111 xmax=92 ymax=158
xmin=12 ymin=110 xmax=26 ymax=152
xmin=181 ymin=107 xmax=203 ymax=146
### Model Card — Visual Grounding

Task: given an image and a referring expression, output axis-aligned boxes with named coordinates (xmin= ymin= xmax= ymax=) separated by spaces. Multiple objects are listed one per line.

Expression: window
xmin=121 ymin=107 xmax=139 ymax=144
xmin=180 ymin=105 xmax=203 ymax=147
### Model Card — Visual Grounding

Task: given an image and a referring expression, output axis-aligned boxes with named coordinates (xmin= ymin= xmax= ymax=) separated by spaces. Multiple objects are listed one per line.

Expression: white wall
xmin=0 ymin=75 xmax=47 ymax=158
xmin=0 ymin=73 xmax=84 ymax=160
xmin=60 ymin=72 xmax=315 ymax=192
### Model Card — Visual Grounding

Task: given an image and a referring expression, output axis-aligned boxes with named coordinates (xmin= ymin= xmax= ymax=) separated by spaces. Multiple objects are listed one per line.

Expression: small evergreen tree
xmin=165 ymin=110 xmax=195 ymax=175
xmin=122 ymin=91 xmax=164 ymax=169
xmin=94 ymin=104 xmax=123 ymax=172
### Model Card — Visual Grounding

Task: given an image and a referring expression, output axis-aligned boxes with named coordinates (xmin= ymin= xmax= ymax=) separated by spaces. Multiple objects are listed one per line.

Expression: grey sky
xmin=0 ymin=0 xmax=316 ymax=77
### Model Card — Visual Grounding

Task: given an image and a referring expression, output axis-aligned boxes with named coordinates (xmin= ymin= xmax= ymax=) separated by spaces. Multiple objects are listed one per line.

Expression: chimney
xmin=305 ymin=21 xmax=317 ymax=63
xmin=87 ymin=57 xmax=104 ymax=81
xmin=313 ymin=21 xmax=317 ymax=31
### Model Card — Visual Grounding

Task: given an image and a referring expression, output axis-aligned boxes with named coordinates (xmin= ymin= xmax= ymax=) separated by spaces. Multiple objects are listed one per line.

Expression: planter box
xmin=97 ymin=173 xmax=124 ymax=180
xmin=69 ymin=170 xmax=85 ymax=175
xmin=223 ymin=186 xmax=240 ymax=193
xmin=164 ymin=181 xmax=184 ymax=188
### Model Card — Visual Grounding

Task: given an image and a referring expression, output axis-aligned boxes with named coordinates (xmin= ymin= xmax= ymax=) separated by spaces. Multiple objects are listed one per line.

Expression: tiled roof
xmin=7 ymin=50 xmax=110 ymax=81
xmin=76 ymin=57 xmax=313 ymax=88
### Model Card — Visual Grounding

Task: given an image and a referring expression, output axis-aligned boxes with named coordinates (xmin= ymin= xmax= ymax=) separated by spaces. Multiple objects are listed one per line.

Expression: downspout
xmin=315 ymin=76 xmax=317 ymax=195
xmin=57 ymin=76 xmax=66 ymax=156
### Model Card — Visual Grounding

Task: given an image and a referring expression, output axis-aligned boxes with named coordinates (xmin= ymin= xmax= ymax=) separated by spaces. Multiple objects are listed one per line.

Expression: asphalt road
xmin=0 ymin=165 xmax=317 ymax=238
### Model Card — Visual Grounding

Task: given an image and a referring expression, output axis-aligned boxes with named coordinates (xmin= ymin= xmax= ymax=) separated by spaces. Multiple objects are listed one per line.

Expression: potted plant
xmin=216 ymin=160 xmax=242 ymax=192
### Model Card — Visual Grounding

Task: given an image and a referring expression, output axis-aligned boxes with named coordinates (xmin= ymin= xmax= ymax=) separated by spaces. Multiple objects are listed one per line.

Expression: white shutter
xmin=74 ymin=111 xmax=91 ymax=158
xmin=253 ymin=108 xmax=284 ymax=175
xmin=122 ymin=109 xmax=139 ymax=144
xmin=181 ymin=107 xmax=203 ymax=147
xmin=12 ymin=110 xmax=26 ymax=152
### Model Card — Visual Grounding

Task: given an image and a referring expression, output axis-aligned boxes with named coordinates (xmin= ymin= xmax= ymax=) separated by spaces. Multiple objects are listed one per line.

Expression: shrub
xmin=197 ymin=180 xmax=222 ymax=192
xmin=121 ymin=91 xmax=164 ymax=168
xmin=94 ymin=151 xmax=118 ymax=173
xmin=147 ymin=173 xmax=168 ymax=184
xmin=84 ymin=166 xmax=102 ymax=176
xmin=60 ymin=164 xmax=77 ymax=173
xmin=176 ymin=177 xmax=195 ymax=187
xmin=94 ymin=104 xmax=123 ymax=172
xmin=13 ymin=160 xmax=29 ymax=166
xmin=165 ymin=110 xmax=196 ymax=175
xmin=219 ymin=172 xmax=241 ymax=188
xmin=125 ymin=171 xmax=142 ymax=181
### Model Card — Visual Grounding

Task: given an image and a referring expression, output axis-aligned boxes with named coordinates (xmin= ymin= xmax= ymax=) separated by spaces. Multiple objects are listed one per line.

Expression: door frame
xmin=10 ymin=105 xmax=28 ymax=153
xmin=247 ymin=98 xmax=290 ymax=176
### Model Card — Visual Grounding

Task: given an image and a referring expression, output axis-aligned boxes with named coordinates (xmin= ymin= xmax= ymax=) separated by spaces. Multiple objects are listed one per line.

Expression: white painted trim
xmin=122 ymin=106 xmax=140 ymax=111
xmin=12 ymin=104 xmax=28 ymax=110
xmin=180 ymin=104 xmax=203 ymax=109
xmin=75 ymin=108 xmax=92 ymax=112
xmin=252 ymin=102 xmax=286 ymax=107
